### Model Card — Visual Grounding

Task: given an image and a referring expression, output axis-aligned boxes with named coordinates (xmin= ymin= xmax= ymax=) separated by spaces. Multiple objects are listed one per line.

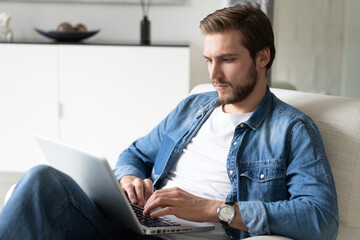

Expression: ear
xmin=256 ymin=48 xmax=270 ymax=69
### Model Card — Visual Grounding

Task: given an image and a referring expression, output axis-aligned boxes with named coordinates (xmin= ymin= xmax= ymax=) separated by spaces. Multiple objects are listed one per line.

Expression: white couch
xmin=4 ymin=84 xmax=360 ymax=239
xmin=190 ymin=84 xmax=360 ymax=240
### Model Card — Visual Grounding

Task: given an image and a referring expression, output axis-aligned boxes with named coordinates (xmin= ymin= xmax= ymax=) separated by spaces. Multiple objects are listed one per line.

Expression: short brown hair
xmin=200 ymin=4 xmax=276 ymax=70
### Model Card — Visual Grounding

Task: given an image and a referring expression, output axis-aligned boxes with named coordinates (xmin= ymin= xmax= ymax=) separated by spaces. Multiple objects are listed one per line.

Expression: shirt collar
xmin=245 ymin=87 xmax=273 ymax=130
xmin=200 ymin=88 xmax=274 ymax=130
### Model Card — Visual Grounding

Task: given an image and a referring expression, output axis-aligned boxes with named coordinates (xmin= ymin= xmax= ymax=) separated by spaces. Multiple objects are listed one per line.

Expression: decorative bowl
xmin=35 ymin=28 xmax=100 ymax=42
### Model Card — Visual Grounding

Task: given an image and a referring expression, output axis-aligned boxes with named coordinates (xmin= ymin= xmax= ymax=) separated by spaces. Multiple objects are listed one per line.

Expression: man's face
xmin=203 ymin=30 xmax=258 ymax=105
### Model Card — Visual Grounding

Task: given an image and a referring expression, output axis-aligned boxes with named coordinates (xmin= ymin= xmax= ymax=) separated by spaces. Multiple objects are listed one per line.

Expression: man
xmin=0 ymin=5 xmax=338 ymax=240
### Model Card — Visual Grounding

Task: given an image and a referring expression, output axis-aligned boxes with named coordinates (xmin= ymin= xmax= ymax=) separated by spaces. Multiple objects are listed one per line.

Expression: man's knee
xmin=19 ymin=164 xmax=64 ymax=191
xmin=4 ymin=165 xmax=68 ymax=209
xmin=24 ymin=164 xmax=56 ymax=181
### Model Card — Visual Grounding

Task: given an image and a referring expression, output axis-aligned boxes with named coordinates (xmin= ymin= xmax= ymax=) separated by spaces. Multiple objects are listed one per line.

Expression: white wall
xmin=272 ymin=0 xmax=345 ymax=96
xmin=341 ymin=0 xmax=360 ymax=98
xmin=0 ymin=0 xmax=225 ymax=89
xmin=2 ymin=0 xmax=358 ymax=97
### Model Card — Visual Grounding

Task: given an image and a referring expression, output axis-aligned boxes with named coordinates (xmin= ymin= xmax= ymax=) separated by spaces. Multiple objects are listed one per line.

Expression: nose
xmin=209 ymin=62 xmax=223 ymax=81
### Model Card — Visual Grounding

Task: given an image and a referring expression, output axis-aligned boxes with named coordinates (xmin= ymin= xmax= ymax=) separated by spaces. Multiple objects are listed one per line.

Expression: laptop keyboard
xmin=131 ymin=204 xmax=180 ymax=227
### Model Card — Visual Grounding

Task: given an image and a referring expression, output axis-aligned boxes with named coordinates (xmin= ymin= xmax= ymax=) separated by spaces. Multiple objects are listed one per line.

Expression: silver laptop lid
xmin=35 ymin=135 xmax=144 ymax=234
xmin=35 ymin=136 xmax=214 ymax=235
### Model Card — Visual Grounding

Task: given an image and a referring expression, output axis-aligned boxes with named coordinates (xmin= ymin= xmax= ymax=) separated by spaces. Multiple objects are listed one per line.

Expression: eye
xmin=223 ymin=58 xmax=234 ymax=63
xmin=205 ymin=58 xmax=213 ymax=64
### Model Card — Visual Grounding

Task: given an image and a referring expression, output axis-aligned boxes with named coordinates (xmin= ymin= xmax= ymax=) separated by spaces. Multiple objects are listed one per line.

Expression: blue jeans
xmin=0 ymin=165 xmax=162 ymax=240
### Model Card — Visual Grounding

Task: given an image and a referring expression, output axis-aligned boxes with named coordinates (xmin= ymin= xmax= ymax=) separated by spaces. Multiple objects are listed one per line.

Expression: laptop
xmin=35 ymin=136 xmax=215 ymax=235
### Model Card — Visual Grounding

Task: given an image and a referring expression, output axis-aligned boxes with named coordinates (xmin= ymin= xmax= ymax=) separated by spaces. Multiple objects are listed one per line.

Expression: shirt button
xmin=174 ymin=149 xmax=179 ymax=153
xmin=233 ymin=141 xmax=237 ymax=146
xmin=229 ymin=170 xmax=234 ymax=175
xmin=260 ymin=173 xmax=265 ymax=179
xmin=240 ymin=123 xmax=244 ymax=127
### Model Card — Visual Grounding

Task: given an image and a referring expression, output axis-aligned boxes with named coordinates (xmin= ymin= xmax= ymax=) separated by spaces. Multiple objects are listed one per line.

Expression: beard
xmin=214 ymin=63 xmax=258 ymax=105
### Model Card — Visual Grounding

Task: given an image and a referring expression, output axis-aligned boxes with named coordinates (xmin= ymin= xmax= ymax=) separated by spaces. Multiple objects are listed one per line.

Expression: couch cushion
xmin=271 ymin=88 xmax=360 ymax=228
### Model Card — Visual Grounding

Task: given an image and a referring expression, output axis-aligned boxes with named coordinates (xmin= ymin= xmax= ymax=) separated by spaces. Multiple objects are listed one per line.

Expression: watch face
xmin=219 ymin=205 xmax=235 ymax=222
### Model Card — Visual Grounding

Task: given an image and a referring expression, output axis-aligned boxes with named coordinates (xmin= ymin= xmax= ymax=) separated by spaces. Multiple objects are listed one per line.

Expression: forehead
xmin=203 ymin=30 xmax=248 ymax=56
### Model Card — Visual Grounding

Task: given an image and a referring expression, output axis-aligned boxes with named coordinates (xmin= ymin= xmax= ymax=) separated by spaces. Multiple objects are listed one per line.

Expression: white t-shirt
xmin=159 ymin=106 xmax=252 ymax=240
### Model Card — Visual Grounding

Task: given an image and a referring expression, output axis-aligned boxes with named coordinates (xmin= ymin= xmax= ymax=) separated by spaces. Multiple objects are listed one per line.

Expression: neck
xmin=222 ymin=79 xmax=267 ymax=114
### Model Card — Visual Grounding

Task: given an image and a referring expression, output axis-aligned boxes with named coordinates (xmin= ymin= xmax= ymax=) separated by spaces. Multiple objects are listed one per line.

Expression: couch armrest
xmin=4 ymin=184 xmax=16 ymax=207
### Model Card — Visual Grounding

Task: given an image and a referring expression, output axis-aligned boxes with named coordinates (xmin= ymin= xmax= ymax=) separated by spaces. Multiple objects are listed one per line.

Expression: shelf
xmin=0 ymin=39 xmax=189 ymax=47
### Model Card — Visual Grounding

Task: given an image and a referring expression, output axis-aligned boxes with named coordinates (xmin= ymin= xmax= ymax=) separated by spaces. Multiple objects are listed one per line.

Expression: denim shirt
xmin=114 ymin=88 xmax=339 ymax=240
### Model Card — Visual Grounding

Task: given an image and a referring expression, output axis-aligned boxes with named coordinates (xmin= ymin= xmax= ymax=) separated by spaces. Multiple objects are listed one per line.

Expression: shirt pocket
xmin=239 ymin=160 xmax=287 ymax=202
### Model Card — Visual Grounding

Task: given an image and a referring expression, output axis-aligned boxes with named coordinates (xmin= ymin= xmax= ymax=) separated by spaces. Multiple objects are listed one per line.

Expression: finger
xmin=143 ymin=179 xmax=154 ymax=202
xmin=122 ymin=184 xmax=137 ymax=204
xmin=150 ymin=207 xmax=177 ymax=218
xmin=145 ymin=187 xmax=172 ymax=201
xmin=133 ymin=178 xmax=146 ymax=206
xmin=144 ymin=187 xmax=182 ymax=209
xmin=120 ymin=175 xmax=140 ymax=204
xmin=143 ymin=196 xmax=176 ymax=216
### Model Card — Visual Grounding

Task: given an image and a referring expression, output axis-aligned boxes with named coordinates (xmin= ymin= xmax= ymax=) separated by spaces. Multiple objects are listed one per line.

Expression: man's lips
xmin=214 ymin=84 xmax=229 ymax=90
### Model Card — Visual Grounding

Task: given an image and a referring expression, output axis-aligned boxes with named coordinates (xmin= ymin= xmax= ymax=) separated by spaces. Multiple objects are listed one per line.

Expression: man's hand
xmin=119 ymin=175 xmax=154 ymax=207
xmin=143 ymin=187 xmax=221 ymax=223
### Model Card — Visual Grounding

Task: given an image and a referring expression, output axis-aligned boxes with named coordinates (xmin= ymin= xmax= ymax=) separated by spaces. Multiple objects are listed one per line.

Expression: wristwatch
xmin=217 ymin=201 xmax=236 ymax=228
